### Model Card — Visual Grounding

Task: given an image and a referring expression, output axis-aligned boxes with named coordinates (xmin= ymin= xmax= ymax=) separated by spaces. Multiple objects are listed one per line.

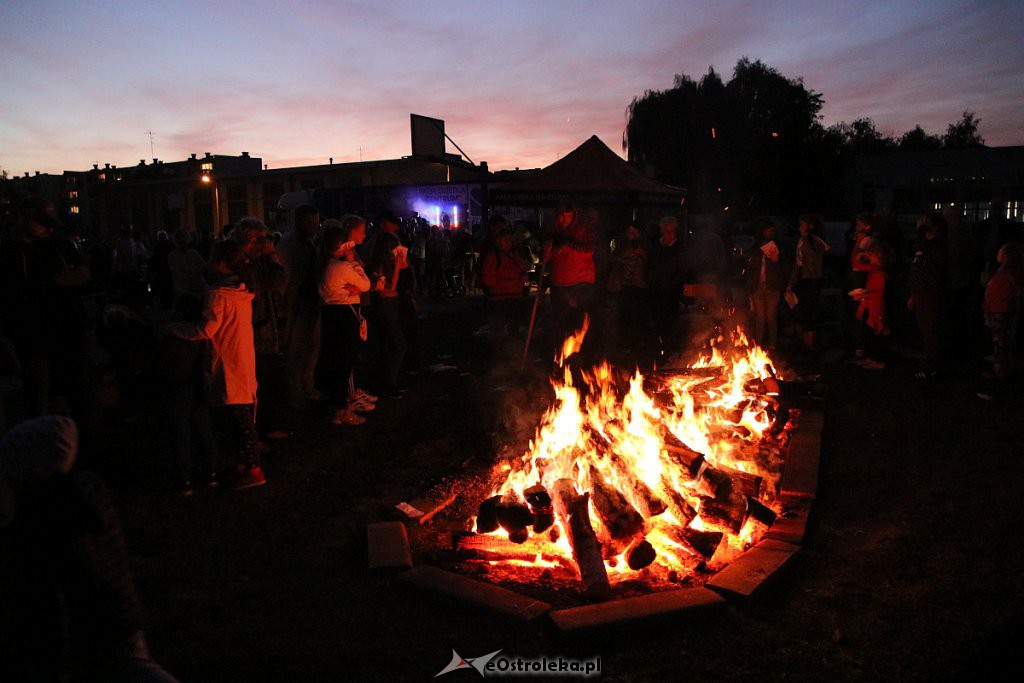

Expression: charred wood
xmin=550 ymin=478 xmax=611 ymax=599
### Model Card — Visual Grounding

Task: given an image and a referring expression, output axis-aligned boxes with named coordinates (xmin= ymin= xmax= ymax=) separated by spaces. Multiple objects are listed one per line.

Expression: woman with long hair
xmin=316 ymin=216 xmax=373 ymax=425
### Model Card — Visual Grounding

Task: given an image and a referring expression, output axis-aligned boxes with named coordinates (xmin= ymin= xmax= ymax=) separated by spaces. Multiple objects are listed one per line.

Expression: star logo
xmin=434 ymin=649 xmax=503 ymax=677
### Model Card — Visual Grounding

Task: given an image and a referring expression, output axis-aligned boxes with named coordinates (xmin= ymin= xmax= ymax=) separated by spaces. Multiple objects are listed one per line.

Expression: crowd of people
xmin=1 ymin=191 xmax=1021 ymax=681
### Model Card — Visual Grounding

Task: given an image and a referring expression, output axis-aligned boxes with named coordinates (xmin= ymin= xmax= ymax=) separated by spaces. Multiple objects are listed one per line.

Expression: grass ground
xmin=98 ymin=297 xmax=1023 ymax=682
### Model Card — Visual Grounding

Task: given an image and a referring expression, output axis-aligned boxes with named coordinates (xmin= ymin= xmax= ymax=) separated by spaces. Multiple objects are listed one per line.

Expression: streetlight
xmin=199 ymin=172 xmax=221 ymax=233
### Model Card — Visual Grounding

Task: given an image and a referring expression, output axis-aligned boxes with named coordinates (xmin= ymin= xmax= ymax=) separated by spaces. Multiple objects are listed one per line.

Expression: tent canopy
xmin=491 ymin=135 xmax=684 ymax=206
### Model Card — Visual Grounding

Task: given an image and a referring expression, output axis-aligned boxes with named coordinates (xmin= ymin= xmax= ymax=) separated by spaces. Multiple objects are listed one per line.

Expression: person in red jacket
xmin=545 ymin=199 xmax=595 ymax=348
xmin=982 ymin=242 xmax=1022 ymax=380
xmin=481 ymin=220 xmax=526 ymax=355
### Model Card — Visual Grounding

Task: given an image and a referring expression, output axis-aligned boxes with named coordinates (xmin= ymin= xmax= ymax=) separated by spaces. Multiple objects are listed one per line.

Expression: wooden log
xmin=588 ymin=466 xmax=645 ymax=547
xmin=699 ymin=494 xmax=748 ymax=534
xmin=678 ymin=527 xmax=723 ymax=560
xmin=550 ymin=478 xmax=611 ymax=599
xmin=584 ymin=424 xmax=667 ymax=518
xmin=658 ymin=475 xmax=698 ymax=526
xmin=746 ymin=496 xmax=778 ymax=527
xmin=454 ymin=532 xmax=550 ymax=555
xmin=524 ymin=484 xmax=554 ymax=533
xmin=716 ymin=465 xmax=763 ymax=499
xmin=475 ymin=495 xmax=502 ymax=533
xmin=604 ymin=451 xmax=666 ymax=518
xmin=662 ymin=433 xmax=705 ymax=478
xmin=496 ymin=500 xmax=532 ymax=533
xmin=626 ymin=538 xmax=657 ymax=571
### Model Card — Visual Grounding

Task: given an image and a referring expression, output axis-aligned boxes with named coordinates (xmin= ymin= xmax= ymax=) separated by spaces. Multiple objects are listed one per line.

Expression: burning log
xmin=475 ymin=495 xmax=502 ymax=533
xmin=598 ymin=449 xmax=666 ymax=518
xmin=550 ymin=478 xmax=611 ymax=599
xmin=746 ymin=496 xmax=778 ymax=526
xmin=588 ymin=466 xmax=645 ymax=553
xmin=625 ymin=538 xmax=657 ymax=571
xmin=585 ymin=425 xmax=667 ymax=518
xmin=658 ymin=475 xmax=698 ymax=526
xmin=699 ymin=495 xmax=748 ymax=534
xmin=662 ymin=433 xmax=705 ymax=478
xmin=675 ymin=527 xmax=724 ymax=560
xmin=453 ymin=533 xmax=576 ymax=571
xmin=496 ymin=500 xmax=533 ymax=534
xmin=717 ymin=465 xmax=763 ymax=499
xmin=524 ymin=484 xmax=554 ymax=533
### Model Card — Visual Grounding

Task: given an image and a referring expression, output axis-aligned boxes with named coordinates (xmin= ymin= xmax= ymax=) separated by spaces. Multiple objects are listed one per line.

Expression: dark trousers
xmin=222 ymin=404 xmax=259 ymax=469
xmin=255 ymin=352 xmax=287 ymax=434
xmin=316 ymin=304 xmax=361 ymax=407
xmin=794 ymin=278 xmax=823 ymax=330
xmin=375 ymin=297 xmax=407 ymax=389
xmin=913 ymin=290 xmax=944 ymax=367
xmin=649 ymin=289 xmax=681 ymax=354
xmin=551 ymin=283 xmax=594 ymax=349
xmin=164 ymin=387 xmax=218 ymax=484
xmin=618 ymin=286 xmax=651 ymax=351
xmin=488 ymin=297 xmax=524 ymax=355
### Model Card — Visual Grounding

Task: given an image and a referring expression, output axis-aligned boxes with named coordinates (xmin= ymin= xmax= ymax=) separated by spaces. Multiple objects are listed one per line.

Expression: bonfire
xmin=461 ymin=319 xmax=792 ymax=598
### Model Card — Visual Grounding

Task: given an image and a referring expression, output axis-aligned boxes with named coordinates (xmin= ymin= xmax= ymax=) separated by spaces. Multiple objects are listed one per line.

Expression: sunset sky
xmin=2 ymin=0 xmax=1022 ymax=176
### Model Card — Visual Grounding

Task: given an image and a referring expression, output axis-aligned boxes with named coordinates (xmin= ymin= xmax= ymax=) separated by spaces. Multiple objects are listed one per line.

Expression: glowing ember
xmin=471 ymin=324 xmax=789 ymax=588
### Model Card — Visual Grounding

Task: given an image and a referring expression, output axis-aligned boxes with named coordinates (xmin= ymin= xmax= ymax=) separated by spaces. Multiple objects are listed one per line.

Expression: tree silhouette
xmin=899 ymin=125 xmax=943 ymax=151
xmin=943 ymin=111 xmax=985 ymax=148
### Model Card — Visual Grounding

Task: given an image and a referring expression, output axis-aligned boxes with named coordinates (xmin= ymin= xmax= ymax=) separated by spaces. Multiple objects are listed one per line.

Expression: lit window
xmin=98 ymin=173 xmax=106 ymax=181
xmin=201 ymin=162 xmax=213 ymax=171
xmin=70 ymin=205 xmax=80 ymax=214
xmin=1007 ymin=200 xmax=1024 ymax=223
xmin=68 ymin=190 xmax=78 ymax=199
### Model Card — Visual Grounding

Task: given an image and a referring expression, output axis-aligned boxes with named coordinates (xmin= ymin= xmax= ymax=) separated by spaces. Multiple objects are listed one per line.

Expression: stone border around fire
xmin=368 ymin=407 xmax=825 ymax=635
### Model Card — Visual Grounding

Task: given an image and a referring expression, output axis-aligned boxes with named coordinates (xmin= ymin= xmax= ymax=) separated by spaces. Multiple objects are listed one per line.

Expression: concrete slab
xmin=398 ymin=565 xmax=551 ymax=623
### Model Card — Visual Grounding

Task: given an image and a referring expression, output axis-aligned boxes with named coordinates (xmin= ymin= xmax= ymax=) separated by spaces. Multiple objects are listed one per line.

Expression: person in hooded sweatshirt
xmin=198 ymin=240 xmax=263 ymax=489
xmin=0 ymin=416 xmax=179 ymax=682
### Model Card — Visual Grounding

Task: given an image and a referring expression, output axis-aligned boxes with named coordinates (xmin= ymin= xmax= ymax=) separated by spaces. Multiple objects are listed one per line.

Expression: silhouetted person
xmin=0 ymin=416 xmax=179 ymax=682
xmin=231 ymin=217 xmax=288 ymax=440
xmin=481 ymin=220 xmax=527 ymax=356
xmin=368 ymin=212 xmax=411 ymax=396
xmin=545 ymin=199 xmax=595 ymax=346
xmin=745 ymin=222 xmax=784 ymax=349
xmin=788 ymin=214 xmax=829 ymax=351
xmin=0 ymin=197 xmax=91 ymax=418
xmin=907 ymin=211 xmax=948 ymax=379
xmin=167 ymin=229 xmax=207 ymax=301
xmin=647 ymin=216 xmax=686 ymax=355
xmin=278 ymin=205 xmax=322 ymax=410
xmin=149 ymin=231 xmax=174 ymax=309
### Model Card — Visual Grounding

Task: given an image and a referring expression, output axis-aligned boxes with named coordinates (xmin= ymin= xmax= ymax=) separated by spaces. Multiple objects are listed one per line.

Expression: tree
xmin=624 ymin=58 xmax=826 ymax=214
xmin=898 ymin=125 xmax=943 ymax=151
xmin=943 ymin=111 xmax=984 ymax=149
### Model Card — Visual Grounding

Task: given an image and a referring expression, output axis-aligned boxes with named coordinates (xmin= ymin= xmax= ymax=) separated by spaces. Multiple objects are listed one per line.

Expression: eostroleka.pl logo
xmin=435 ymin=649 xmax=601 ymax=678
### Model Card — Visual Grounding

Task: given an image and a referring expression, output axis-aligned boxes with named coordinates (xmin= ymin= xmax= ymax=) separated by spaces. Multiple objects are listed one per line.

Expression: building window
xmin=98 ymin=173 xmax=106 ymax=181
xmin=201 ymin=162 xmax=213 ymax=171
xmin=68 ymin=190 xmax=78 ymax=199
xmin=1007 ymin=200 xmax=1024 ymax=223
xmin=70 ymin=205 xmax=80 ymax=214
xmin=964 ymin=201 xmax=991 ymax=223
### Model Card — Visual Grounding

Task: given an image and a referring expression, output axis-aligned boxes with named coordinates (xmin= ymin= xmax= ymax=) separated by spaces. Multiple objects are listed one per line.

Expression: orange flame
xmin=478 ymin=327 xmax=785 ymax=585
xmin=556 ymin=314 xmax=590 ymax=366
